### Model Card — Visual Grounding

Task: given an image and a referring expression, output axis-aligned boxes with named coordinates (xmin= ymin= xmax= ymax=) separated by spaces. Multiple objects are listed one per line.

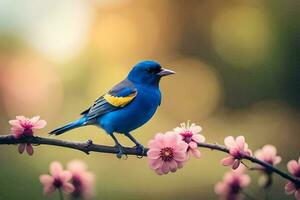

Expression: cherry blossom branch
xmin=0 ymin=134 xmax=299 ymax=186
xmin=197 ymin=142 xmax=300 ymax=185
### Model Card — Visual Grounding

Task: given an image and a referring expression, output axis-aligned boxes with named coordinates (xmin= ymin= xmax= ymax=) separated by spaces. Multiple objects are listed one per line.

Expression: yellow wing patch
xmin=103 ymin=92 xmax=137 ymax=107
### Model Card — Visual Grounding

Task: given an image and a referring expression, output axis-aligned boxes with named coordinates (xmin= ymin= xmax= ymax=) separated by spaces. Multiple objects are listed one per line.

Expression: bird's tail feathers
xmin=49 ymin=118 xmax=87 ymax=135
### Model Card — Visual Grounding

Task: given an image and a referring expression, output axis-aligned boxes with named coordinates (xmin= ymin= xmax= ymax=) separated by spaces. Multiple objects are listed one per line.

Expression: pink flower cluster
xmin=221 ymin=136 xmax=252 ymax=170
xmin=147 ymin=132 xmax=187 ymax=175
xmin=147 ymin=122 xmax=205 ymax=175
xmin=215 ymin=167 xmax=250 ymax=200
xmin=9 ymin=116 xmax=47 ymax=155
xmin=174 ymin=122 xmax=205 ymax=159
xmin=285 ymin=158 xmax=300 ymax=200
xmin=146 ymin=123 xmax=300 ymax=200
xmin=68 ymin=160 xmax=95 ymax=199
xmin=40 ymin=162 xmax=74 ymax=195
xmin=254 ymin=145 xmax=282 ymax=187
xmin=254 ymin=144 xmax=282 ymax=169
xmin=40 ymin=160 xmax=95 ymax=199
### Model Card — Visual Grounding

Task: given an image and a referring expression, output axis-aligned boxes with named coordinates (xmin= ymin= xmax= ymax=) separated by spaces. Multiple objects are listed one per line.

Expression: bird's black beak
xmin=157 ymin=68 xmax=175 ymax=77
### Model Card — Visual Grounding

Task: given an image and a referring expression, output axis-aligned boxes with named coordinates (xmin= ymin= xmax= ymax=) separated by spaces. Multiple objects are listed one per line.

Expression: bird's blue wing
xmin=81 ymin=79 xmax=137 ymax=120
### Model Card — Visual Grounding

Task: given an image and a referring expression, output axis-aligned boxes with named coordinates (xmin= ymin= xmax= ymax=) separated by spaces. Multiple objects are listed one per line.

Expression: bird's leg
xmin=125 ymin=133 xmax=145 ymax=157
xmin=110 ymin=133 xmax=126 ymax=159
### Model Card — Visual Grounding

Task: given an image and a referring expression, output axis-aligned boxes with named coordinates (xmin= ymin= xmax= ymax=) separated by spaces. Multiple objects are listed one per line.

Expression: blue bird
xmin=50 ymin=61 xmax=175 ymax=158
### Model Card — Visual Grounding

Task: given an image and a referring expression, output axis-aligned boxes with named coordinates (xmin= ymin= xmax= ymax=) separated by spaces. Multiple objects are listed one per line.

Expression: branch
xmin=0 ymin=135 xmax=147 ymax=156
xmin=197 ymin=142 xmax=300 ymax=185
xmin=0 ymin=134 xmax=299 ymax=186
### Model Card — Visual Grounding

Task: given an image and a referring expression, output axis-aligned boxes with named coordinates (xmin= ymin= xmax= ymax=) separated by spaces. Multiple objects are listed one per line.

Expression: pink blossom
xmin=147 ymin=132 xmax=188 ymax=175
xmin=215 ymin=167 xmax=251 ymax=200
xmin=9 ymin=116 xmax=47 ymax=138
xmin=39 ymin=161 xmax=74 ymax=196
xmin=254 ymin=145 xmax=281 ymax=170
xmin=174 ymin=122 xmax=205 ymax=159
xmin=287 ymin=158 xmax=300 ymax=177
xmin=285 ymin=158 xmax=300 ymax=200
xmin=67 ymin=160 xmax=95 ymax=199
xmin=253 ymin=145 xmax=281 ymax=188
xmin=221 ymin=136 xmax=252 ymax=170
xmin=9 ymin=116 xmax=47 ymax=155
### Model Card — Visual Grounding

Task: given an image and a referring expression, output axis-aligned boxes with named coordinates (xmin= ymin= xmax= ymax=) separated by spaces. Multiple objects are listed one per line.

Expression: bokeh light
xmin=163 ymin=58 xmax=223 ymax=120
xmin=0 ymin=56 xmax=63 ymax=118
xmin=212 ymin=4 xmax=272 ymax=67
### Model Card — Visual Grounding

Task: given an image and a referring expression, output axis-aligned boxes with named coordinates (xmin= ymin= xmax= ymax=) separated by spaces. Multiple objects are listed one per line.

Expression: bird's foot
xmin=135 ymin=143 xmax=145 ymax=158
xmin=115 ymin=144 xmax=127 ymax=159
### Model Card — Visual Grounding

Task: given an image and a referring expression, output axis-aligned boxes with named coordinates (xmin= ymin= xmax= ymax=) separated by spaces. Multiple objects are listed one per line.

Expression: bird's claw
xmin=135 ymin=143 xmax=145 ymax=158
xmin=115 ymin=145 xmax=127 ymax=159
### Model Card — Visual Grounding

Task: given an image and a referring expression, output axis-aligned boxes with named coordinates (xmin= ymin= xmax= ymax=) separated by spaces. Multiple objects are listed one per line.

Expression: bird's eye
xmin=146 ymin=68 xmax=161 ymax=74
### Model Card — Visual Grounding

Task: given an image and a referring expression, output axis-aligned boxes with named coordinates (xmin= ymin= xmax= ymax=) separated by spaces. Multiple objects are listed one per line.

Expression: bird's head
xmin=127 ymin=61 xmax=175 ymax=85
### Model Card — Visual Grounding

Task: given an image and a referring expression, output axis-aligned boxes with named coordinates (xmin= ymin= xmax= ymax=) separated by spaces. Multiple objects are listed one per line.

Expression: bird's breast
xmin=98 ymin=87 xmax=161 ymax=133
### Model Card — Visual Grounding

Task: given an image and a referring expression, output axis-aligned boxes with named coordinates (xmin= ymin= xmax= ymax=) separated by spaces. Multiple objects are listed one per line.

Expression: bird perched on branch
xmin=50 ymin=61 xmax=175 ymax=158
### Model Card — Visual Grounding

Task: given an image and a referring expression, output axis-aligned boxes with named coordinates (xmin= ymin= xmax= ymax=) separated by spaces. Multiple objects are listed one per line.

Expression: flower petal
xmin=150 ymin=133 xmax=166 ymax=148
xmin=147 ymin=149 xmax=161 ymax=159
xmin=192 ymin=134 xmax=205 ymax=143
xmin=44 ymin=185 xmax=56 ymax=195
xmin=149 ymin=158 xmax=164 ymax=170
xmin=214 ymin=182 xmax=228 ymax=195
xmin=287 ymin=160 xmax=298 ymax=175
xmin=173 ymin=127 xmax=184 ymax=134
xmin=224 ymin=136 xmax=235 ymax=148
xmin=9 ymin=120 xmax=21 ymax=127
xmin=18 ymin=144 xmax=26 ymax=154
xmin=16 ymin=116 xmax=26 ymax=121
xmin=189 ymin=141 xmax=198 ymax=149
xmin=161 ymin=162 xmax=170 ymax=174
xmin=155 ymin=168 xmax=164 ymax=175
xmin=263 ymin=145 xmax=277 ymax=156
xmin=50 ymin=161 xmax=63 ymax=176
xmin=62 ymin=183 xmax=75 ymax=194
xmin=232 ymin=159 xmax=240 ymax=170
xmin=40 ymin=175 xmax=54 ymax=186
xmin=30 ymin=116 xmax=40 ymax=124
xmin=236 ymin=136 xmax=245 ymax=150
xmin=240 ymin=174 xmax=251 ymax=187
xmin=34 ymin=120 xmax=47 ymax=129
xmin=169 ymin=160 xmax=178 ymax=172
xmin=176 ymin=141 xmax=188 ymax=152
xmin=285 ymin=181 xmax=296 ymax=194
xmin=173 ymin=151 xmax=188 ymax=162
xmin=177 ymin=162 xmax=184 ymax=169
xmin=165 ymin=132 xmax=179 ymax=147
xmin=26 ymin=144 xmax=34 ymax=156
xmin=60 ymin=171 xmax=72 ymax=182
xmin=12 ymin=127 xmax=24 ymax=139
xmin=229 ymin=148 xmax=240 ymax=157
xmin=190 ymin=148 xmax=201 ymax=158
xmin=189 ymin=124 xmax=202 ymax=134
xmin=221 ymin=156 xmax=235 ymax=166
xmin=274 ymin=156 xmax=282 ymax=165
xmin=295 ymin=190 xmax=300 ymax=200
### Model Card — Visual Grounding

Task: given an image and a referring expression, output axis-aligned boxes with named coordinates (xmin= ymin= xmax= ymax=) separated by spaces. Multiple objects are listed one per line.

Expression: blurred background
xmin=0 ymin=0 xmax=299 ymax=199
